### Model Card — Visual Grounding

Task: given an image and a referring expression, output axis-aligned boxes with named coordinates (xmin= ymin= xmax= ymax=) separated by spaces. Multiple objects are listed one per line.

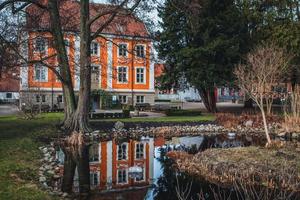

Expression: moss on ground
xmin=175 ymin=144 xmax=300 ymax=191
xmin=0 ymin=113 xmax=62 ymax=200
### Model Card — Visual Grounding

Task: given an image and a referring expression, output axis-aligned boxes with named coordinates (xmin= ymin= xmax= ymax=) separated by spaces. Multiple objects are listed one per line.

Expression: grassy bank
xmin=175 ymin=145 xmax=300 ymax=191
xmin=0 ymin=113 xmax=62 ymax=200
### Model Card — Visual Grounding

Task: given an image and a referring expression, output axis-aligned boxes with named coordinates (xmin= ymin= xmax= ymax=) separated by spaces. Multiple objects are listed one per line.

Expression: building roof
xmin=25 ymin=0 xmax=150 ymax=38
xmin=0 ymin=69 xmax=19 ymax=92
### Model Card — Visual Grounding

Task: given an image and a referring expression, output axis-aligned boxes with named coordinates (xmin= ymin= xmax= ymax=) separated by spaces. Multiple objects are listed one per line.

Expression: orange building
xmin=20 ymin=1 xmax=155 ymax=109
xmin=56 ymin=138 xmax=154 ymax=192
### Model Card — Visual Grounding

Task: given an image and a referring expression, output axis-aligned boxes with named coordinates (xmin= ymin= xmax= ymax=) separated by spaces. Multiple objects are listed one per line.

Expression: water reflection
xmin=56 ymin=134 xmax=265 ymax=199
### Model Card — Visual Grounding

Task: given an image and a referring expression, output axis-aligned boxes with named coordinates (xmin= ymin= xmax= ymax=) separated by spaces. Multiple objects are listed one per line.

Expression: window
xmin=57 ymin=95 xmax=63 ymax=103
xmin=34 ymin=64 xmax=48 ymax=82
xmin=6 ymin=93 xmax=12 ymax=99
xmin=117 ymin=169 xmax=127 ymax=184
xmin=89 ymin=144 xmax=99 ymax=162
xmin=41 ymin=95 xmax=46 ymax=102
xmin=91 ymin=65 xmax=100 ymax=82
xmin=135 ymin=167 xmax=145 ymax=182
xmin=136 ymin=96 xmax=145 ymax=103
xmin=118 ymin=44 xmax=127 ymax=57
xmin=135 ymin=143 xmax=144 ymax=159
xmin=135 ymin=45 xmax=145 ymax=58
xmin=90 ymin=172 xmax=99 ymax=187
xmin=117 ymin=67 xmax=127 ymax=83
xmin=36 ymin=95 xmax=40 ymax=102
xmin=119 ymin=95 xmax=127 ymax=104
xmin=136 ymin=68 xmax=145 ymax=84
xmin=91 ymin=42 xmax=99 ymax=56
xmin=35 ymin=37 xmax=47 ymax=53
xmin=117 ymin=143 xmax=127 ymax=160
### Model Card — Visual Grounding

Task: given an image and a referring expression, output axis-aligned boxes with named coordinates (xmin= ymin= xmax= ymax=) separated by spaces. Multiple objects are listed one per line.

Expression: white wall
xmin=0 ymin=92 xmax=19 ymax=100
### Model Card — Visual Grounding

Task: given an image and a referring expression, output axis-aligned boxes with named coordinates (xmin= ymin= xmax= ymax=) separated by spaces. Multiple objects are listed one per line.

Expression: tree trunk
xmin=63 ymin=0 xmax=91 ymax=132
xmin=261 ymin=107 xmax=272 ymax=145
xmin=48 ymin=0 xmax=76 ymax=127
xmin=61 ymin=148 xmax=76 ymax=193
xmin=198 ymin=87 xmax=217 ymax=113
xmin=75 ymin=143 xmax=90 ymax=198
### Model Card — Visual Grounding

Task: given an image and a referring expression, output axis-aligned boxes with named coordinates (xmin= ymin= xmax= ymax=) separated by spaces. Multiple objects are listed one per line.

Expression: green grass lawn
xmin=96 ymin=114 xmax=215 ymax=123
xmin=0 ymin=113 xmax=62 ymax=200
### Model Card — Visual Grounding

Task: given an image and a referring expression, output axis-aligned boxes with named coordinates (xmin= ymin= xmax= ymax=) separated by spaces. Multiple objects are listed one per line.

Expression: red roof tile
xmin=0 ymin=69 xmax=19 ymax=92
xmin=25 ymin=0 xmax=149 ymax=38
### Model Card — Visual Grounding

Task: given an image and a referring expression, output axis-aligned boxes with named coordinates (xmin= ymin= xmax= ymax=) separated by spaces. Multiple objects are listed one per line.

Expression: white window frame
xmin=119 ymin=95 xmax=127 ymax=104
xmin=135 ymin=44 xmax=146 ymax=58
xmin=134 ymin=165 xmax=145 ymax=182
xmin=6 ymin=92 xmax=12 ymax=99
xmin=117 ymin=43 xmax=128 ymax=57
xmin=135 ymin=143 xmax=145 ymax=160
xmin=91 ymin=41 xmax=100 ymax=56
xmin=117 ymin=168 xmax=128 ymax=184
xmin=34 ymin=37 xmax=47 ymax=54
xmin=117 ymin=66 xmax=128 ymax=84
xmin=135 ymin=67 xmax=146 ymax=84
xmin=89 ymin=143 xmax=100 ymax=163
xmin=90 ymin=171 xmax=100 ymax=187
xmin=117 ymin=143 xmax=128 ymax=161
xmin=34 ymin=64 xmax=48 ymax=82
xmin=136 ymin=95 xmax=145 ymax=103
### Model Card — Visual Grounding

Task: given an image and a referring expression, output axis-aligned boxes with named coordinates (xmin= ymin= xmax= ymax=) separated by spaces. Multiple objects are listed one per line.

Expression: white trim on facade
xmin=149 ymin=43 xmax=155 ymax=90
xmin=74 ymin=35 xmax=80 ymax=90
xmin=20 ymin=32 xmax=29 ymax=90
xmin=106 ymin=141 xmax=113 ymax=189
xmin=106 ymin=88 xmax=155 ymax=93
xmin=149 ymin=138 xmax=154 ymax=184
xmin=107 ymin=41 xmax=113 ymax=91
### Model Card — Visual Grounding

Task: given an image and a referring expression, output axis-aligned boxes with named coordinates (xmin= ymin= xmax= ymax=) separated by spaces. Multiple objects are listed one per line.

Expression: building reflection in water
xmin=56 ymin=137 xmax=155 ymax=197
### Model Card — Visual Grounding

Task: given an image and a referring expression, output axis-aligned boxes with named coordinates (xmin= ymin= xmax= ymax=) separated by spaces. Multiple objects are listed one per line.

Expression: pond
xmin=86 ymin=133 xmax=266 ymax=200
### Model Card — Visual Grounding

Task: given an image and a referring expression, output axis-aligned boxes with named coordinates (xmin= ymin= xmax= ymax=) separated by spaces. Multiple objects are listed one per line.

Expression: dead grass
xmin=215 ymin=112 xmax=283 ymax=129
xmin=174 ymin=144 xmax=300 ymax=191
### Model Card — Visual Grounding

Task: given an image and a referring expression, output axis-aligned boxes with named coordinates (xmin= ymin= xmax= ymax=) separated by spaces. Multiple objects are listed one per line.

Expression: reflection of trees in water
xmin=153 ymin=147 xmax=199 ymax=200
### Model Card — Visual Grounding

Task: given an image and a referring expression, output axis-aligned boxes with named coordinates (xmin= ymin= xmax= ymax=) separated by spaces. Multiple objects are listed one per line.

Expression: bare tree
xmin=0 ymin=0 xmax=155 ymax=196
xmin=234 ymin=44 xmax=291 ymax=145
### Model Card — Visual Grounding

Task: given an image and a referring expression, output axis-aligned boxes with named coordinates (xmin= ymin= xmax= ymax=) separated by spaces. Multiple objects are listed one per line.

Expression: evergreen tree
xmin=158 ymin=0 xmax=248 ymax=112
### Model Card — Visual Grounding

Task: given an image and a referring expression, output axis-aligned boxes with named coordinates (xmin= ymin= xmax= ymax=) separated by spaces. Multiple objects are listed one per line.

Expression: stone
xmin=47 ymin=170 xmax=55 ymax=175
xmin=245 ymin=120 xmax=253 ymax=127
xmin=39 ymin=176 xmax=46 ymax=182
xmin=62 ymin=193 xmax=69 ymax=198
xmin=114 ymin=121 xmax=125 ymax=131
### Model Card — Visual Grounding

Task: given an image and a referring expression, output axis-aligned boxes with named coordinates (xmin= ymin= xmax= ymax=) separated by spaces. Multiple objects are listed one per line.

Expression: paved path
xmin=182 ymin=102 xmax=244 ymax=112
xmin=0 ymin=104 xmax=20 ymax=116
